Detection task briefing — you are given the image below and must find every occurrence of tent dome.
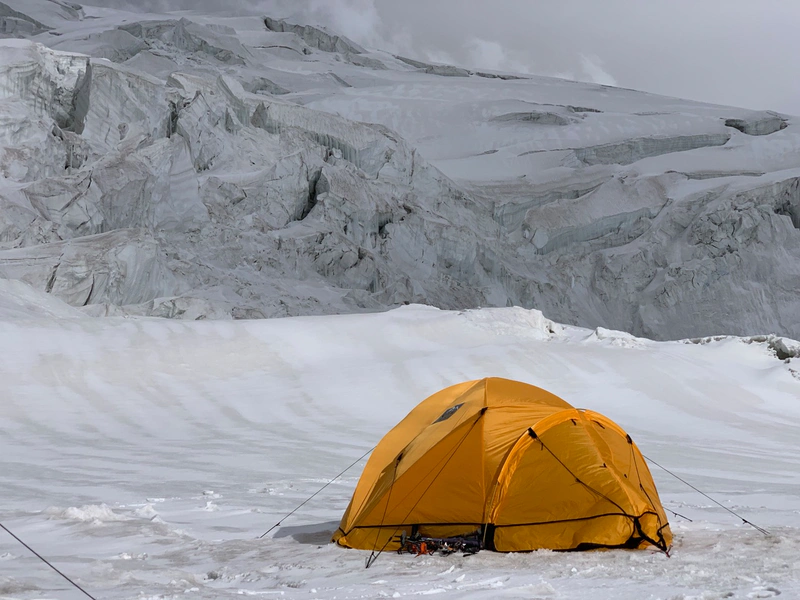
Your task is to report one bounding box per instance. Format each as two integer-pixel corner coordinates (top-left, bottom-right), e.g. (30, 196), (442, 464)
(333, 377), (671, 553)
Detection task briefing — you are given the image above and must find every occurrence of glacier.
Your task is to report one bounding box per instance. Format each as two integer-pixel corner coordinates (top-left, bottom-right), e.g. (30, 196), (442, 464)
(0, 0), (798, 340)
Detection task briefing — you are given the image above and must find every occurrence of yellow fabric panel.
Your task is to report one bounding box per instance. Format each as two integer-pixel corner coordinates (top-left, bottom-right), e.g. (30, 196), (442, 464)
(394, 398), (485, 481)
(344, 413), (486, 536)
(335, 523), (397, 552)
(335, 379), (483, 540)
(480, 378), (573, 500)
(625, 441), (672, 547)
(538, 410), (649, 517)
(567, 410), (671, 547)
(489, 409), (670, 550)
(489, 430), (618, 527)
(481, 404), (572, 502)
(334, 378), (671, 553)
(639, 512), (672, 548)
(484, 378), (573, 409)
(493, 515), (636, 551)
(337, 377), (564, 541)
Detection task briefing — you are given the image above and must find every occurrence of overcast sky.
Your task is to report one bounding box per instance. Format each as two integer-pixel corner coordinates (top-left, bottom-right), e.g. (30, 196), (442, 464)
(88, 0), (800, 115)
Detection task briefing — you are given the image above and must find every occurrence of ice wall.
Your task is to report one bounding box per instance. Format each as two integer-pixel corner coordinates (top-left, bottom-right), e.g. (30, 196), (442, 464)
(0, 6), (799, 340)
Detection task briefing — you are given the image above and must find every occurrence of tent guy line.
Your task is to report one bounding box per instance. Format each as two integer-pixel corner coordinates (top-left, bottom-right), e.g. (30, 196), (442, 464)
(258, 445), (376, 539)
(335, 379), (673, 554)
(0, 521), (99, 600)
(664, 508), (693, 522)
(366, 408), (487, 569)
(364, 454), (399, 569)
(642, 455), (770, 536)
(256, 380), (769, 558)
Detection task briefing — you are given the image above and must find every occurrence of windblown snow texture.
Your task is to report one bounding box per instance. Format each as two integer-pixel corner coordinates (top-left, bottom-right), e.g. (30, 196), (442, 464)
(0, 1), (799, 339)
(0, 281), (798, 599)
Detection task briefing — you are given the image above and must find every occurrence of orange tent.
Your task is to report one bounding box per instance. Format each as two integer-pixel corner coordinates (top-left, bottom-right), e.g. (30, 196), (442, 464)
(333, 377), (671, 553)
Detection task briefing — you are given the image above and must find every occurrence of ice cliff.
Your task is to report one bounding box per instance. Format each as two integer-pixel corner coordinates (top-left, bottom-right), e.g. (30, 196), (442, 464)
(0, 2), (798, 339)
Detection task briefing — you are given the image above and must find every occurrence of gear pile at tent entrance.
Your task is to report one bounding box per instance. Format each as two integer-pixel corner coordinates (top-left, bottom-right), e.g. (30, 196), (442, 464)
(333, 378), (672, 556)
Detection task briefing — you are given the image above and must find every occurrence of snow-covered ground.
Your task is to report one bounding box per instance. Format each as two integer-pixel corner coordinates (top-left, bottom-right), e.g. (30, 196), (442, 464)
(1, 281), (798, 600)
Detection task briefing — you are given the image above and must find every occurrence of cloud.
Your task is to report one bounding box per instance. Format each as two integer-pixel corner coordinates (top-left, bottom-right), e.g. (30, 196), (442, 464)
(294, 0), (412, 57)
(80, 0), (800, 114)
(423, 48), (459, 67)
(464, 38), (533, 74)
(579, 54), (617, 87)
(305, 0), (382, 45)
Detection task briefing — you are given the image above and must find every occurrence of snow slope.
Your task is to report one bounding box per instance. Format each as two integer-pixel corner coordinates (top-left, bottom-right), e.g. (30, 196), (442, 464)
(0, 2), (798, 339)
(1, 282), (799, 599)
